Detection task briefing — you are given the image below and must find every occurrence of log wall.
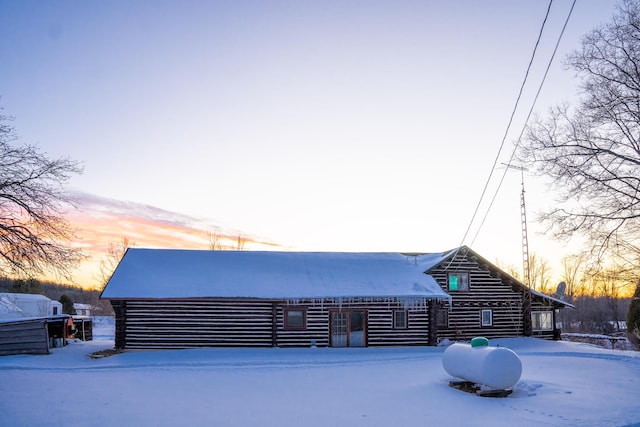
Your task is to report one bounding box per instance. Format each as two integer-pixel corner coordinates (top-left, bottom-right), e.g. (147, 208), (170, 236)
(118, 299), (274, 349)
(429, 252), (526, 341)
(275, 299), (433, 347)
(111, 298), (435, 349)
(0, 319), (49, 356)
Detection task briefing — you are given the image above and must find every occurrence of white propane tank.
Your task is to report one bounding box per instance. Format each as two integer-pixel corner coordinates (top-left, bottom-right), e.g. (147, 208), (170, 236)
(442, 338), (522, 390)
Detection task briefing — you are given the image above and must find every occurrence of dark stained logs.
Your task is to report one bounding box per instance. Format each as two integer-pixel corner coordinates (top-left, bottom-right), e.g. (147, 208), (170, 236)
(430, 251), (527, 342)
(122, 300), (274, 349)
(113, 297), (436, 349)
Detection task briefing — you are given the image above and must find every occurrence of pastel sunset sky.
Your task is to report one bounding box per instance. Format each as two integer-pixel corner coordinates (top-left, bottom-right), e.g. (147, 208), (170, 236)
(0, 1), (618, 288)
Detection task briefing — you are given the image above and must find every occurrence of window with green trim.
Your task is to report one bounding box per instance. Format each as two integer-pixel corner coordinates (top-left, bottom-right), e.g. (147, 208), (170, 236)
(448, 272), (469, 291)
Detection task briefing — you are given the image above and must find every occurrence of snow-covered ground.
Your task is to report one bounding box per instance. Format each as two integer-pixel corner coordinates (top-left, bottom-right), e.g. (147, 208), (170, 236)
(1, 319), (639, 427)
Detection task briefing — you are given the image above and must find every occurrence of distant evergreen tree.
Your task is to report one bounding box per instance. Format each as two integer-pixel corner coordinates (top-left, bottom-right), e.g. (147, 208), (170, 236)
(11, 278), (43, 294)
(11, 279), (27, 293)
(59, 294), (76, 315)
(628, 279), (640, 350)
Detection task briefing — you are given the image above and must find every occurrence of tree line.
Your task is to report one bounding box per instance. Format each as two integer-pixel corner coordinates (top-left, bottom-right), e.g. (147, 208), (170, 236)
(499, 253), (632, 336)
(0, 276), (114, 316)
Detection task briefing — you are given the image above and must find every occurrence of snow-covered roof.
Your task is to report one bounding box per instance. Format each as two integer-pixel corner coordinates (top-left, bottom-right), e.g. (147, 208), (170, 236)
(531, 289), (574, 308)
(0, 295), (24, 318)
(101, 249), (452, 300)
(0, 293), (62, 319)
(0, 293), (53, 303)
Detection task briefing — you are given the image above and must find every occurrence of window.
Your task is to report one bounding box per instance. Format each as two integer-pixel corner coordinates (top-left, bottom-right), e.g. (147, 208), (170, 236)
(393, 310), (408, 329)
(52, 307), (58, 315)
(481, 309), (493, 327)
(448, 272), (469, 291)
(436, 309), (448, 327)
(284, 308), (306, 330)
(531, 311), (553, 331)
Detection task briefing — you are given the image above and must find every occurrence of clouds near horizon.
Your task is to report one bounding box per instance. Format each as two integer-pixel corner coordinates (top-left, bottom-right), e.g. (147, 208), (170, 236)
(63, 192), (280, 287)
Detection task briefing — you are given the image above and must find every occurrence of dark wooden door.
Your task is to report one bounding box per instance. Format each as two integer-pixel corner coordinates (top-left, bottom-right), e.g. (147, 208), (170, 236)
(330, 310), (366, 347)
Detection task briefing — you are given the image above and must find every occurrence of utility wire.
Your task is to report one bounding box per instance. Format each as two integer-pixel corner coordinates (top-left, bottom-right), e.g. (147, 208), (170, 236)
(469, 0), (577, 247)
(446, 0), (554, 268)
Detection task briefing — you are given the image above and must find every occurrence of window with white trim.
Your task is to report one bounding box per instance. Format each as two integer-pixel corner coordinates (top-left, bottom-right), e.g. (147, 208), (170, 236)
(531, 311), (553, 331)
(393, 310), (408, 329)
(481, 309), (493, 327)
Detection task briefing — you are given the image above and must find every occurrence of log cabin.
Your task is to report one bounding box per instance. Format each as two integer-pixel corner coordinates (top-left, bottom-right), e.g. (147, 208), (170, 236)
(101, 246), (570, 350)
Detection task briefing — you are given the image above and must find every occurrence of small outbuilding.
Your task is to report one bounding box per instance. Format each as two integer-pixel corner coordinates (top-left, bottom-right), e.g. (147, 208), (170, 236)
(0, 293), (79, 355)
(0, 318), (50, 356)
(0, 314), (75, 356)
(72, 317), (93, 341)
(73, 303), (93, 317)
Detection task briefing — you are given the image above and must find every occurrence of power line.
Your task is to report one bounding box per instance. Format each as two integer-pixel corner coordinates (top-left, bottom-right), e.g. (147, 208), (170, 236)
(447, 0), (554, 267)
(469, 0), (577, 249)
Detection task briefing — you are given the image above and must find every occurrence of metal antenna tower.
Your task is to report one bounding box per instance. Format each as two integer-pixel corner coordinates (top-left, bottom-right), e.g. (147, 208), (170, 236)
(503, 164), (531, 289)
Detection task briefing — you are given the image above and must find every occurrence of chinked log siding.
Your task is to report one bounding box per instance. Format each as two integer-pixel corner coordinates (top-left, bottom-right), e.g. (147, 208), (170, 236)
(118, 300), (274, 349)
(430, 251), (526, 341)
(276, 299), (433, 347)
(112, 298), (435, 349)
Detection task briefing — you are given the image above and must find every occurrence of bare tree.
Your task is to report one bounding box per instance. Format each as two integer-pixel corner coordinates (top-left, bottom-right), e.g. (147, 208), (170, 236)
(560, 253), (588, 302)
(498, 261), (522, 281)
(591, 267), (625, 332)
(528, 254), (553, 294)
(0, 111), (83, 279)
(208, 230), (224, 250)
(96, 237), (134, 288)
(519, 1), (640, 269)
(495, 255), (553, 294)
(235, 233), (247, 250)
